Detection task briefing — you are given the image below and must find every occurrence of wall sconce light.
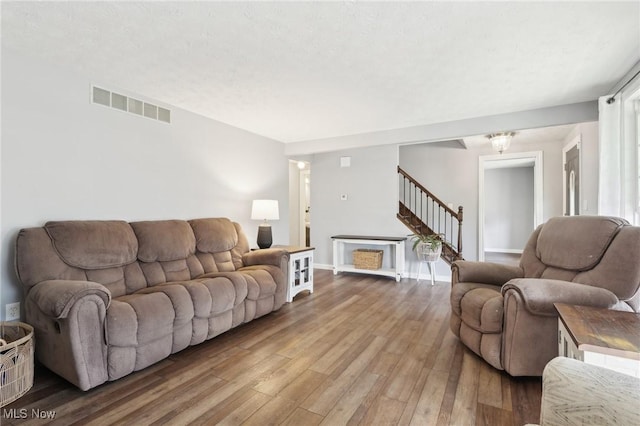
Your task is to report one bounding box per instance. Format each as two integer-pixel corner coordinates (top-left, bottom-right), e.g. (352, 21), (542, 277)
(251, 199), (279, 249)
(487, 132), (516, 154)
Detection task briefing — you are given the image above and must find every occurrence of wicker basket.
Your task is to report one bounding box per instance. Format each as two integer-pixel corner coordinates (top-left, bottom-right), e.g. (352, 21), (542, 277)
(353, 249), (383, 270)
(0, 322), (34, 407)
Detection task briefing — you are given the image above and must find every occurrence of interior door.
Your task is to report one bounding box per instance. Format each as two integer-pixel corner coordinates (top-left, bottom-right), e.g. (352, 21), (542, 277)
(565, 145), (580, 216)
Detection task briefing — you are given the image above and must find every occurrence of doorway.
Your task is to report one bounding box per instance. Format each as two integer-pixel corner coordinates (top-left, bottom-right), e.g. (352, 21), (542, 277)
(288, 160), (311, 247)
(563, 136), (581, 216)
(478, 151), (543, 262)
(300, 169), (310, 246)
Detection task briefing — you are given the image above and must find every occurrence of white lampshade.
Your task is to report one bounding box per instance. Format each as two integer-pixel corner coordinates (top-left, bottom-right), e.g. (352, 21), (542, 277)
(487, 132), (515, 154)
(251, 200), (279, 221)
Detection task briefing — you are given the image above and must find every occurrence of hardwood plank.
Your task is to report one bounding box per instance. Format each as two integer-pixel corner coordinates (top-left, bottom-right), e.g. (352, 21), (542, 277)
(382, 342), (430, 402)
(476, 402), (515, 426)
(280, 407), (324, 426)
(409, 368), (449, 425)
(242, 395), (298, 426)
(301, 335), (387, 415)
(477, 361), (504, 409)
(449, 350), (482, 425)
(510, 376), (542, 426)
(277, 369), (328, 402)
(320, 372), (380, 425)
(357, 394), (406, 425)
(2, 270), (542, 425)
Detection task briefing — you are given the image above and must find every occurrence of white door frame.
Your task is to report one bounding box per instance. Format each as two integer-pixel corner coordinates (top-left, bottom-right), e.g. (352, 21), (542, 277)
(562, 135), (582, 216)
(298, 169), (310, 246)
(478, 151), (543, 261)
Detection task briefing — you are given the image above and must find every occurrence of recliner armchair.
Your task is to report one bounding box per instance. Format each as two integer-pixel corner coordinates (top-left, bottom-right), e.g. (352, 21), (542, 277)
(450, 216), (640, 376)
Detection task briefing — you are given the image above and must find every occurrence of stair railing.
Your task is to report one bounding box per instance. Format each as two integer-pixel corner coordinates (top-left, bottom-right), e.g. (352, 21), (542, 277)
(397, 166), (464, 263)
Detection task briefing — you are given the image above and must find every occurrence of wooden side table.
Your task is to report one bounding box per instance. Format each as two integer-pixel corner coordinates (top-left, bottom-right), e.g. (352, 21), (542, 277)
(555, 303), (640, 377)
(273, 245), (314, 302)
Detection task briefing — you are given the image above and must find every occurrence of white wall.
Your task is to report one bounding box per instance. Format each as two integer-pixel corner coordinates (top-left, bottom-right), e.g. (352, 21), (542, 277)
(311, 144), (410, 267)
(1, 49), (289, 319)
(484, 167), (534, 251)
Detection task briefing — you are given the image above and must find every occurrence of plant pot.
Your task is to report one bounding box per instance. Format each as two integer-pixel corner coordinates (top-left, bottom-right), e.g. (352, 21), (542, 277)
(416, 242), (442, 262)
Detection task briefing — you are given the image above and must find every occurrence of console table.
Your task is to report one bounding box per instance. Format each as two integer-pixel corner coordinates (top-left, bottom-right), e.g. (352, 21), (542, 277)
(331, 235), (406, 282)
(555, 303), (640, 377)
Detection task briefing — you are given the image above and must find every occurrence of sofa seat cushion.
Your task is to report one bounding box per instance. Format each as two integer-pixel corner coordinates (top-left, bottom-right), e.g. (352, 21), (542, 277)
(450, 282), (502, 317)
(107, 293), (175, 347)
(189, 273), (248, 313)
(459, 287), (504, 334)
(107, 293), (175, 376)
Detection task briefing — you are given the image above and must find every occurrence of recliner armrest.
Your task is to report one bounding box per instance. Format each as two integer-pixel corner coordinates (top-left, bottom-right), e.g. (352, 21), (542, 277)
(28, 280), (111, 319)
(502, 278), (619, 316)
(452, 260), (523, 286)
(242, 248), (288, 268)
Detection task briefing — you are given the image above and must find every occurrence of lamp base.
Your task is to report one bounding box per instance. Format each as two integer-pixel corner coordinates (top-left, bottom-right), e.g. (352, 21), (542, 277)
(256, 224), (273, 249)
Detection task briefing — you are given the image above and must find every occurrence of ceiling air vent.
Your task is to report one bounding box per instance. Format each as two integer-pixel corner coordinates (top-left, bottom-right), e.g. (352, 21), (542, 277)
(91, 85), (171, 124)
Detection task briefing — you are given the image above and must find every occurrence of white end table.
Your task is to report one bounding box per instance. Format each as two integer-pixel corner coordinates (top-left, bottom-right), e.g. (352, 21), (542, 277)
(273, 245), (315, 302)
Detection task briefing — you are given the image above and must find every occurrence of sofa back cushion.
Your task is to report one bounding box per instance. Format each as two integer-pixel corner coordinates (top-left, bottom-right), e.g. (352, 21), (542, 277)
(130, 220), (200, 285)
(131, 220), (196, 262)
(189, 218), (248, 272)
(45, 220), (138, 269)
(16, 217), (251, 296)
(16, 221), (145, 297)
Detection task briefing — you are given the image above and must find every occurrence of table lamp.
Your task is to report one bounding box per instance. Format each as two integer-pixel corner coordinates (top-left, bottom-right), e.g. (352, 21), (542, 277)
(251, 200), (279, 249)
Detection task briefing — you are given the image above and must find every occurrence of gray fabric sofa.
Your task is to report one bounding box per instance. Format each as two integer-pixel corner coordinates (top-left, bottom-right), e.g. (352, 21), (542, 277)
(15, 217), (288, 390)
(450, 215), (640, 377)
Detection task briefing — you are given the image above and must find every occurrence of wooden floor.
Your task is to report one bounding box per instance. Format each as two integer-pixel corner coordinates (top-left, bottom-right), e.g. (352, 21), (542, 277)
(2, 270), (541, 425)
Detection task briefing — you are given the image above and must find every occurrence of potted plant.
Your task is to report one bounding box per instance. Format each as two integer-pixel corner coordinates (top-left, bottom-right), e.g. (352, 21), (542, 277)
(410, 233), (444, 262)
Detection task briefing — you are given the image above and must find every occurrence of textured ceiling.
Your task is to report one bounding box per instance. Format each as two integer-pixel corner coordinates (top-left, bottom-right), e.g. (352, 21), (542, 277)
(2, 2), (639, 144)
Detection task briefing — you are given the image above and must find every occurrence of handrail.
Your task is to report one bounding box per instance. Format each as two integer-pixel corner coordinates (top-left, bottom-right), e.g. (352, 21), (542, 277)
(397, 166), (464, 262)
(397, 166), (461, 218)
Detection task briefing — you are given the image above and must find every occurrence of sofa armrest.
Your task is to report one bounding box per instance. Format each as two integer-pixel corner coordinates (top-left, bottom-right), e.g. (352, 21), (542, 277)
(539, 357), (640, 426)
(451, 260), (523, 286)
(502, 278), (619, 316)
(28, 280), (111, 319)
(242, 248), (288, 268)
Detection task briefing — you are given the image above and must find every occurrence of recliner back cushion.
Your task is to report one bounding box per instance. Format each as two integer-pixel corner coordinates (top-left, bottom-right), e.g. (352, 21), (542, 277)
(574, 226), (640, 300)
(45, 221), (138, 269)
(130, 220), (197, 285)
(131, 220), (196, 262)
(535, 216), (627, 271)
(189, 218), (242, 272)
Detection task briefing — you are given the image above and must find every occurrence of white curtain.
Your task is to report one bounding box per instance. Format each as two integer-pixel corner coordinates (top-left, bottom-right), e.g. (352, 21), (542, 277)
(598, 94), (624, 217)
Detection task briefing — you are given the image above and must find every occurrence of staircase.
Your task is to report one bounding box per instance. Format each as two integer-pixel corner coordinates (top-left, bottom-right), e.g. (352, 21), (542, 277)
(397, 166), (463, 264)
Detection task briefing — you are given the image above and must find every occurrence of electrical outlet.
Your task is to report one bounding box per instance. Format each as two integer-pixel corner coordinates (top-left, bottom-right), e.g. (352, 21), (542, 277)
(6, 302), (20, 321)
